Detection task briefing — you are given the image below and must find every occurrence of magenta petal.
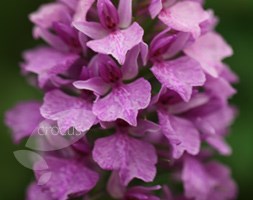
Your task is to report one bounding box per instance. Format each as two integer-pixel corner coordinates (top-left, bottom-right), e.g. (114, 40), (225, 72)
(140, 42), (149, 65)
(73, 0), (96, 22)
(158, 112), (200, 159)
(220, 64), (239, 83)
(22, 47), (78, 87)
(158, 1), (209, 39)
(97, 0), (119, 30)
(107, 172), (126, 199)
(33, 27), (69, 52)
(78, 32), (89, 55)
(151, 56), (206, 102)
(40, 90), (96, 133)
(182, 157), (216, 200)
(184, 32), (233, 77)
(183, 157), (237, 200)
(149, 0), (163, 19)
(118, 0), (132, 28)
(73, 21), (109, 39)
(87, 22), (144, 64)
(186, 100), (236, 136)
(92, 133), (157, 185)
(93, 78), (151, 126)
(129, 119), (161, 137)
(205, 135), (232, 155)
(168, 93), (209, 115)
(59, 0), (78, 10)
(34, 156), (99, 200)
(205, 76), (236, 102)
(29, 3), (71, 29)
(5, 101), (43, 143)
(126, 186), (161, 200)
(27, 183), (53, 200)
(122, 45), (140, 80)
(205, 162), (238, 200)
(73, 77), (110, 96)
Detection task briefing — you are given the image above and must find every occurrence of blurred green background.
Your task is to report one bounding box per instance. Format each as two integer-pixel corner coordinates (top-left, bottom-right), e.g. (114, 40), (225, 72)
(0, 0), (252, 199)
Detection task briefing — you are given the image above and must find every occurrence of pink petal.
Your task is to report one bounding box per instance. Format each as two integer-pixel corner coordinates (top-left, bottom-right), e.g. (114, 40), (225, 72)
(182, 156), (216, 200)
(184, 32), (233, 77)
(158, 112), (200, 159)
(151, 56), (206, 102)
(5, 101), (43, 143)
(73, 0), (96, 22)
(87, 22), (144, 64)
(73, 21), (109, 39)
(92, 133), (157, 185)
(26, 182), (53, 200)
(107, 172), (125, 199)
(220, 64), (239, 83)
(22, 47), (78, 87)
(29, 3), (71, 29)
(92, 78), (151, 126)
(40, 90), (96, 133)
(205, 135), (232, 155)
(34, 156), (99, 200)
(118, 0), (132, 28)
(59, 0), (79, 10)
(205, 162), (238, 199)
(73, 77), (110, 96)
(149, 0), (163, 19)
(158, 1), (209, 39)
(185, 100), (236, 136)
(140, 42), (149, 65)
(33, 27), (69, 52)
(122, 45), (140, 80)
(168, 93), (209, 115)
(205, 76), (236, 102)
(97, 0), (119, 30)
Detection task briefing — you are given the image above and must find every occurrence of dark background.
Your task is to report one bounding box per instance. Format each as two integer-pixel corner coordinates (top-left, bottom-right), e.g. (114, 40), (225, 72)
(0, 0), (252, 199)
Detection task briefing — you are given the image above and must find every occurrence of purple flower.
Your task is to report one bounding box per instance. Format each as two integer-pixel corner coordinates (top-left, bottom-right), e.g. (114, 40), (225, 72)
(5, 0), (238, 199)
(74, 54), (151, 126)
(73, 0), (144, 64)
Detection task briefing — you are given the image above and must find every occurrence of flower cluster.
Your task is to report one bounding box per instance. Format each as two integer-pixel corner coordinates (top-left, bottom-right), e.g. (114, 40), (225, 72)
(5, 0), (238, 199)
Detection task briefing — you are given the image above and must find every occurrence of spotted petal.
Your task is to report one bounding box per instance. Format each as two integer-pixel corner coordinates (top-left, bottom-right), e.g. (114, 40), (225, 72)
(158, 1), (209, 39)
(22, 47), (79, 88)
(93, 133), (157, 185)
(93, 78), (151, 126)
(151, 56), (206, 102)
(184, 32), (233, 77)
(87, 22), (144, 64)
(34, 156), (99, 200)
(40, 90), (96, 133)
(5, 101), (43, 143)
(158, 111), (200, 159)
